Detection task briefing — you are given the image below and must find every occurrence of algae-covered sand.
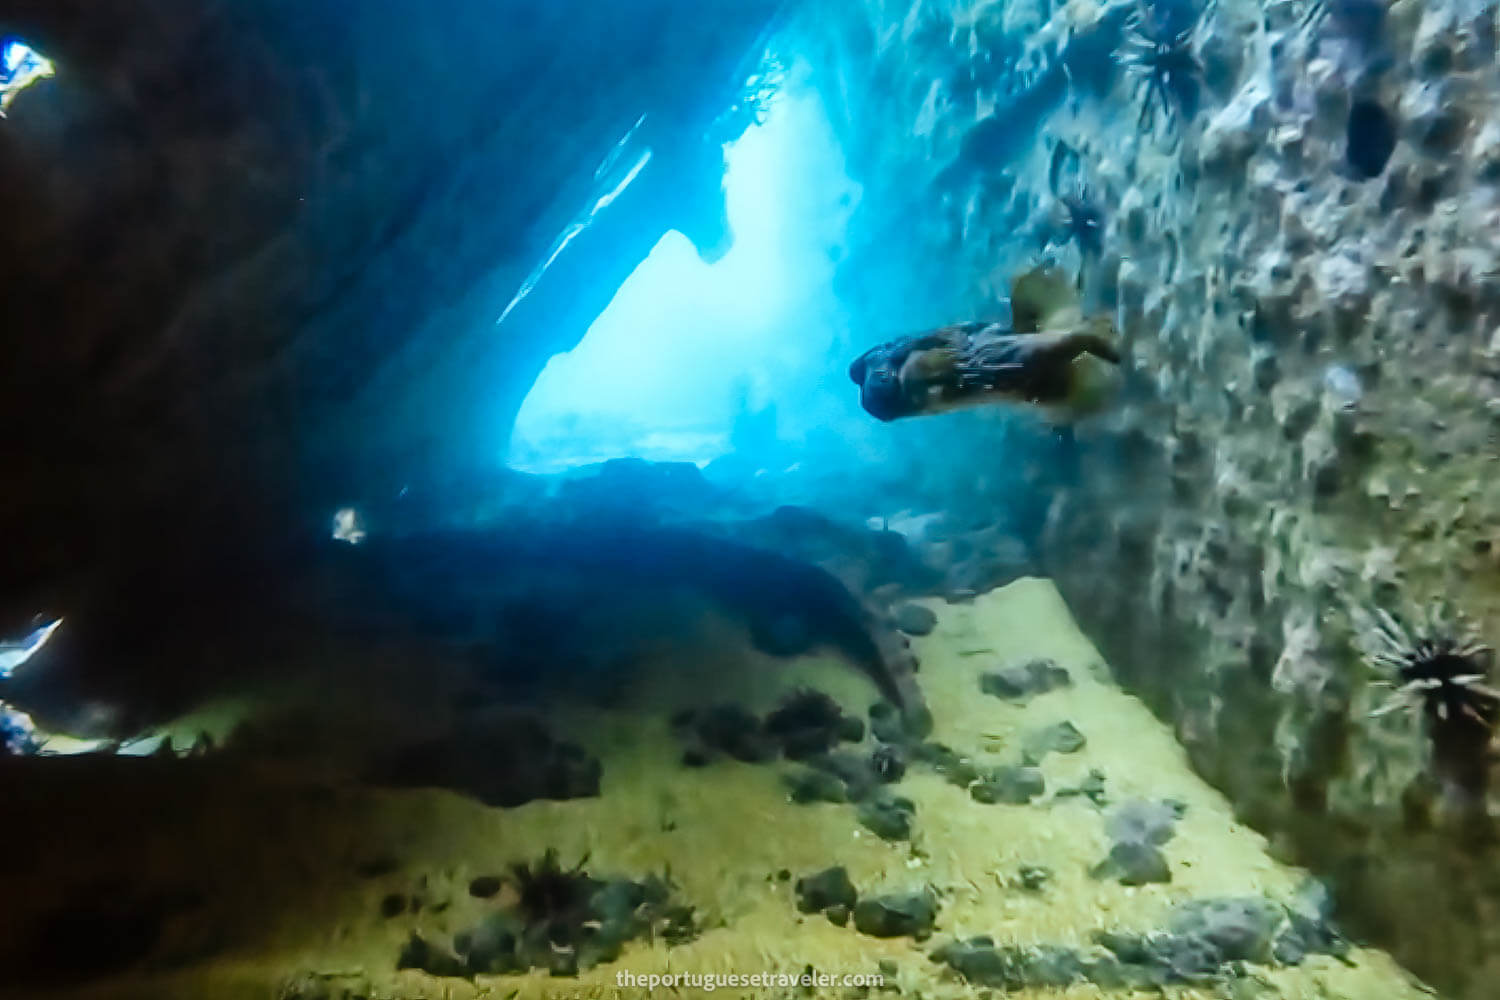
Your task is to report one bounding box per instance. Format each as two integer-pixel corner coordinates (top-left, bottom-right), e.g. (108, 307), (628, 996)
(3, 579), (1433, 1000)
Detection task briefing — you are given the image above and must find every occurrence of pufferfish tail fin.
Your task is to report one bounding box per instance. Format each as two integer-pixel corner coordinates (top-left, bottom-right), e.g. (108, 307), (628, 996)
(1010, 265), (1082, 334)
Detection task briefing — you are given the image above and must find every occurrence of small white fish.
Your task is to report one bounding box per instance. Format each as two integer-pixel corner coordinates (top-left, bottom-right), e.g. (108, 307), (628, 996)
(0, 618), (62, 679)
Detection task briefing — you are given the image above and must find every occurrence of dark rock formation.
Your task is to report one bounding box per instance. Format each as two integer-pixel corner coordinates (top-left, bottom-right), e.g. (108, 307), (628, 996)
(367, 715), (600, 809)
(852, 890), (936, 939)
(7, 496), (930, 739)
(814, 0), (1500, 991)
(0, 0), (780, 639)
(7, 883), (204, 989)
(794, 866), (858, 915)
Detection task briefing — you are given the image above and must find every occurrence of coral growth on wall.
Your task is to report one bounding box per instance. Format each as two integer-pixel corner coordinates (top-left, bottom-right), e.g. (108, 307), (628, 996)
(807, 0), (1500, 995)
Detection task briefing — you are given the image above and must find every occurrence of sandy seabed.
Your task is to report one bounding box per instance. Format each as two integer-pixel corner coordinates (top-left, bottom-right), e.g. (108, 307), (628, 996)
(3, 579), (1434, 1000)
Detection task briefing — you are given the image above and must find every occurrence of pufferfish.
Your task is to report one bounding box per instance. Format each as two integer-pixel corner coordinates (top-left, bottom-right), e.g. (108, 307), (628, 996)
(849, 266), (1122, 423)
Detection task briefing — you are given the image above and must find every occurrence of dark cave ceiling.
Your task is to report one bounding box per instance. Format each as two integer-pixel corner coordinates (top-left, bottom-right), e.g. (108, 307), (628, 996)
(0, 0), (784, 622)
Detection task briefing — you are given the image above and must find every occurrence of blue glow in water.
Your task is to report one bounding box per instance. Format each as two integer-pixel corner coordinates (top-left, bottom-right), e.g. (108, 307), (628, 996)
(511, 83), (861, 473)
(0, 618), (63, 678)
(0, 39), (54, 115)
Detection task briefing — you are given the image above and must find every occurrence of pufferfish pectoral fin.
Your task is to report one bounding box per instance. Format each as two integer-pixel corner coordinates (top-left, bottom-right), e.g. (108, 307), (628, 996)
(1010, 265), (1082, 334)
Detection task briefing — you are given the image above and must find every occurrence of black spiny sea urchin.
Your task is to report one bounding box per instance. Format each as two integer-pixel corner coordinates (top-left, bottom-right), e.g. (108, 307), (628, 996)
(1056, 181), (1107, 256)
(1362, 605), (1500, 800)
(508, 849), (598, 938)
(1117, 0), (1214, 136)
(1364, 607), (1500, 727)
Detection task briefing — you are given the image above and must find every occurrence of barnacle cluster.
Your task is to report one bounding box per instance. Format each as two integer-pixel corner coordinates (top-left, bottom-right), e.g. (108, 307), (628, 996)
(1117, 0), (1214, 136)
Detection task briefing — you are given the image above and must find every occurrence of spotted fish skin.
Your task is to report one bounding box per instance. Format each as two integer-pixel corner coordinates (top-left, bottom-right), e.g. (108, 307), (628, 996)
(850, 266), (1121, 423)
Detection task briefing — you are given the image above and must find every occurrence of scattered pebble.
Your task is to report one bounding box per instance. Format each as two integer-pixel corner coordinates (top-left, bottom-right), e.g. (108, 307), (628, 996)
(1090, 841), (1172, 886)
(795, 866), (858, 915)
(1022, 721), (1087, 763)
(853, 891), (938, 939)
(857, 793), (917, 841)
(1054, 768), (1109, 806)
(980, 659), (1073, 701)
(971, 765), (1045, 805)
(1017, 865), (1053, 891)
(893, 603), (939, 636)
(1107, 799), (1187, 846)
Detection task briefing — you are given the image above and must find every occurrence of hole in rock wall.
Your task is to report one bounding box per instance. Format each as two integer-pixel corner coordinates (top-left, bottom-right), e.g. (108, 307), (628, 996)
(0, 39), (54, 115)
(509, 76), (870, 476)
(1346, 99), (1396, 180)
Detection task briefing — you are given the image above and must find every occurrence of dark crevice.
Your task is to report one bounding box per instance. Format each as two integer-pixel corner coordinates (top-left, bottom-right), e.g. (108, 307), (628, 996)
(1346, 99), (1397, 179)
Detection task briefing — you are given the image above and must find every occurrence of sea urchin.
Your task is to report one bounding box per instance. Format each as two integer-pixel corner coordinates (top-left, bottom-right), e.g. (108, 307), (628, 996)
(1117, 1), (1213, 136)
(1056, 181), (1107, 256)
(1362, 605), (1500, 800)
(1364, 607), (1500, 727)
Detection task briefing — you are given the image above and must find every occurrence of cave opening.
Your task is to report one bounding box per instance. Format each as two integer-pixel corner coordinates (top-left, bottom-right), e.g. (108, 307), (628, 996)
(0, 38), (53, 115)
(509, 68), (867, 477)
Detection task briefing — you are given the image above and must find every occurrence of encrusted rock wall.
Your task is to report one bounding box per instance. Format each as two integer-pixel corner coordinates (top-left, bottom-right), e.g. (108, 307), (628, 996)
(808, 0), (1500, 994)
